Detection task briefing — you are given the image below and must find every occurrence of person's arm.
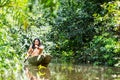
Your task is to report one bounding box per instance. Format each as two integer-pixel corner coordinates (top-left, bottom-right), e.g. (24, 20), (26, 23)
(24, 45), (33, 63)
(27, 45), (33, 56)
(35, 45), (44, 54)
(39, 45), (44, 54)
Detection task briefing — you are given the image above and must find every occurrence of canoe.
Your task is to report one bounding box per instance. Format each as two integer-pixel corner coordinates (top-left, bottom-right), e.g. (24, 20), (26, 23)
(27, 54), (52, 67)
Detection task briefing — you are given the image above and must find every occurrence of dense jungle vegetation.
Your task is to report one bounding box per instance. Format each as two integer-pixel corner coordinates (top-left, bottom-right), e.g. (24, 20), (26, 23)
(0, 0), (120, 79)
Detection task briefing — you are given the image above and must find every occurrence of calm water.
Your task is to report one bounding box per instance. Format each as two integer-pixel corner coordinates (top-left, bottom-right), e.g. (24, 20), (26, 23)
(23, 62), (120, 80)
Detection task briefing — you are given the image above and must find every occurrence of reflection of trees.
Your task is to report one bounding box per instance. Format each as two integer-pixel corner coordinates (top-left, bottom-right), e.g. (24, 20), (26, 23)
(50, 63), (120, 80)
(24, 65), (50, 80)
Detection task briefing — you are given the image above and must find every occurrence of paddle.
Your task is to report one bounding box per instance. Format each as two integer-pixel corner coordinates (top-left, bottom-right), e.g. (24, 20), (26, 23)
(24, 54), (31, 63)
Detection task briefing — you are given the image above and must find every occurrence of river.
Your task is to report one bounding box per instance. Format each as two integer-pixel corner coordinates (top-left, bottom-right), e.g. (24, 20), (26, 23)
(0, 61), (120, 80)
(22, 62), (120, 80)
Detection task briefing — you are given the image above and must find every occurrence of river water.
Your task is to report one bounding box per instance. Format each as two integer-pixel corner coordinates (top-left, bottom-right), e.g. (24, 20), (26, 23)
(22, 62), (120, 80)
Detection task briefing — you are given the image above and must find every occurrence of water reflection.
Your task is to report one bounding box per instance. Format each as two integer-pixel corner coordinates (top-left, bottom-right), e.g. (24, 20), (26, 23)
(49, 63), (120, 80)
(23, 63), (120, 80)
(24, 65), (50, 80)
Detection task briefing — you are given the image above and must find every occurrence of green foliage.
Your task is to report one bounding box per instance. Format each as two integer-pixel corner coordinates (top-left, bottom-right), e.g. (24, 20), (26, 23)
(0, 0), (54, 79)
(49, 0), (120, 66)
(87, 33), (118, 66)
(49, 0), (96, 59)
(0, 1), (120, 79)
(0, 0), (10, 7)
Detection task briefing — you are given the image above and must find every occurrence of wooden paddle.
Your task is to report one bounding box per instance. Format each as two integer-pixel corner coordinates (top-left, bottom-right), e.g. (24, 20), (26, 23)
(24, 54), (31, 63)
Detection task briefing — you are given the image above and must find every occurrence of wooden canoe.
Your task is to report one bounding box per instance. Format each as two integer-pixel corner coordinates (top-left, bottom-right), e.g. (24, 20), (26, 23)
(27, 54), (52, 67)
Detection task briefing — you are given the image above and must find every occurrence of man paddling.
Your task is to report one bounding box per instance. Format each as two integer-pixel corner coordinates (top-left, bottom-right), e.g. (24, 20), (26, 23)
(24, 38), (44, 62)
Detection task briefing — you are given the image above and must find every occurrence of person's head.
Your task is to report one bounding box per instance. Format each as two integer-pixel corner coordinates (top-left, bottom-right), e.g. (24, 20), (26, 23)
(32, 38), (41, 49)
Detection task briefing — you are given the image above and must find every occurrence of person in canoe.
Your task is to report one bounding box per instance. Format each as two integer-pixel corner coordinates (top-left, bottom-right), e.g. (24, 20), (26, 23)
(24, 38), (52, 66)
(24, 38), (44, 63)
(27, 38), (44, 57)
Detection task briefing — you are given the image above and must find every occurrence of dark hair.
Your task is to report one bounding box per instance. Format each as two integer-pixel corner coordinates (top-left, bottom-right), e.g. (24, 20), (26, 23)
(32, 38), (41, 49)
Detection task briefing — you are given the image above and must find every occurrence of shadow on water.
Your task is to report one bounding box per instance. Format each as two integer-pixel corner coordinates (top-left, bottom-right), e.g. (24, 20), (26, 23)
(23, 62), (120, 80)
